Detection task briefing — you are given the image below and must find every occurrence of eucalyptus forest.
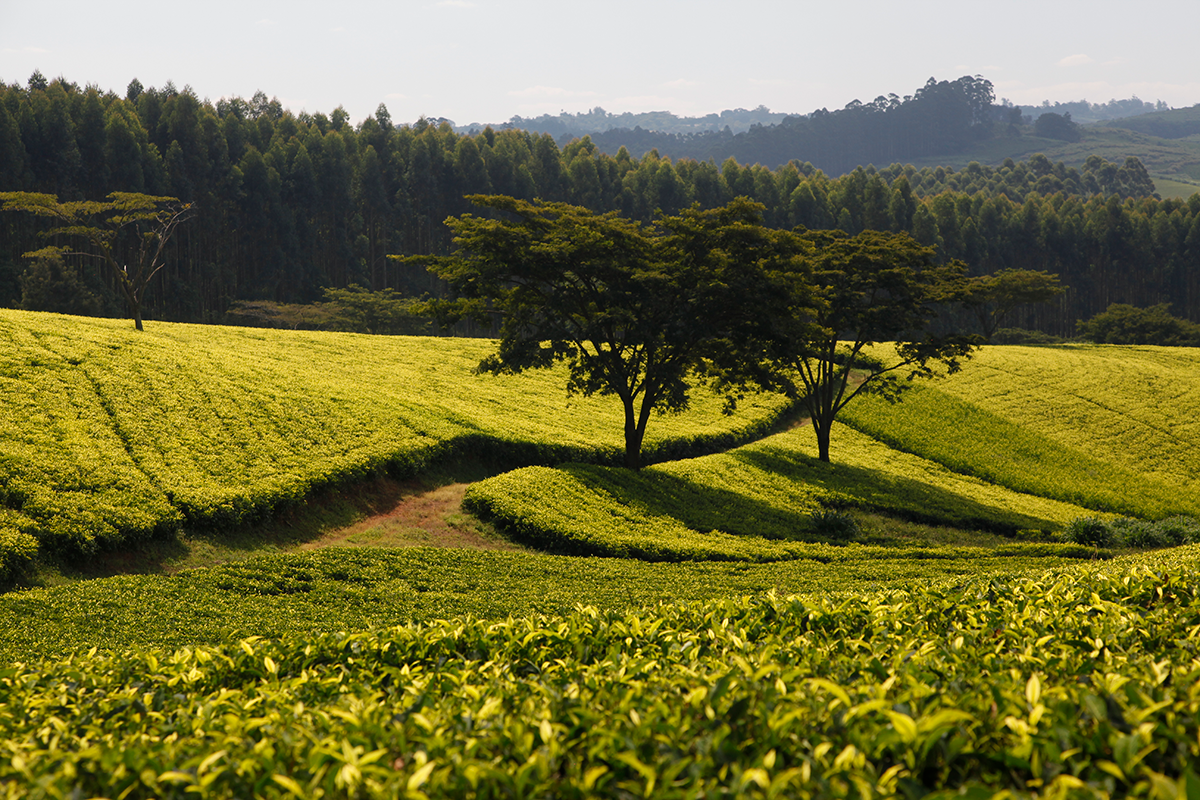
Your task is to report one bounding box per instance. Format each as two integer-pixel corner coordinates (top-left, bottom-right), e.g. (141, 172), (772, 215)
(1, 73), (1199, 336)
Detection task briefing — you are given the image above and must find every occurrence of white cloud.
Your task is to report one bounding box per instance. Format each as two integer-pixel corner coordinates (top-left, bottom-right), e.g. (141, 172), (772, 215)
(1058, 54), (1093, 67)
(386, 92), (407, 99)
(663, 78), (698, 88)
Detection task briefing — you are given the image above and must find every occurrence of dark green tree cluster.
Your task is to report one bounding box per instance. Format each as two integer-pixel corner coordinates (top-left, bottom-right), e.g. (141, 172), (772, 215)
(1, 73), (1198, 335)
(1077, 303), (1200, 346)
(869, 154), (1157, 201)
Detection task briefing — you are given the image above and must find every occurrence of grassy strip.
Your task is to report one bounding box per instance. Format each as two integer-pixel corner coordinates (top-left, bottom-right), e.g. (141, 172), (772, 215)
(840, 382), (1197, 519)
(0, 543), (1105, 663)
(0, 310), (790, 570)
(927, 344), (1200, 491)
(0, 549), (1198, 798)
(464, 424), (1099, 562)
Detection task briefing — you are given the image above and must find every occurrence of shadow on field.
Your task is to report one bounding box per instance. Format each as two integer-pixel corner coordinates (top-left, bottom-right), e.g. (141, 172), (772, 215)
(45, 455), (524, 585)
(729, 447), (1054, 535)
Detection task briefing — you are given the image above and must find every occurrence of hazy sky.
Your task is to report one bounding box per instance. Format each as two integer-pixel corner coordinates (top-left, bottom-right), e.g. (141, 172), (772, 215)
(3, 0), (1198, 126)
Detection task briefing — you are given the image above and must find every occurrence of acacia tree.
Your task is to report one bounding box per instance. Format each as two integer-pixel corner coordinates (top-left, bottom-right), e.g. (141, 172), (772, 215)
(0, 191), (192, 330)
(752, 228), (977, 462)
(963, 268), (1067, 340)
(399, 195), (810, 469)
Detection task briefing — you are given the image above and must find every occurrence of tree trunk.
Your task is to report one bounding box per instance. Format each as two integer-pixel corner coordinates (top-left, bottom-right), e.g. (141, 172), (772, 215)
(623, 398), (643, 470)
(812, 416), (832, 463)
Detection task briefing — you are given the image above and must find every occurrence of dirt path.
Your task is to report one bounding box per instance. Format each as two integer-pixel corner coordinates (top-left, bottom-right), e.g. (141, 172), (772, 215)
(299, 479), (525, 552)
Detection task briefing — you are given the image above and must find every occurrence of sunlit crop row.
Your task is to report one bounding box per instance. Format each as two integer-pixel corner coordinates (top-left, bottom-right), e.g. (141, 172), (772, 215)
(927, 344), (1200, 491)
(0, 544), (1097, 663)
(2, 549), (1200, 798)
(0, 310), (790, 572)
(465, 423), (1099, 562)
(841, 347), (1200, 520)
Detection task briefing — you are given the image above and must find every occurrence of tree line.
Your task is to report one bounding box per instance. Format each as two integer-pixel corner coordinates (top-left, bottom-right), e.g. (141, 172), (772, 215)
(1, 73), (1198, 335)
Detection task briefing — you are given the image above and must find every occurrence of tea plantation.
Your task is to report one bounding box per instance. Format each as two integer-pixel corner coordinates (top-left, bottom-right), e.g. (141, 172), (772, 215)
(0, 309), (789, 579)
(1, 312), (1199, 798)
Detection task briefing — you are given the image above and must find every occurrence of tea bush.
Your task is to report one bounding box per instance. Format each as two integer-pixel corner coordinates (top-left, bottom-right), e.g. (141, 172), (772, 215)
(1, 549), (1199, 798)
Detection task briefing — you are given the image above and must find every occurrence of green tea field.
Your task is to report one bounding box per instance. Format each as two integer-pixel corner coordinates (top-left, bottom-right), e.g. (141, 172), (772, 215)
(1, 312), (1199, 798)
(0, 309), (790, 578)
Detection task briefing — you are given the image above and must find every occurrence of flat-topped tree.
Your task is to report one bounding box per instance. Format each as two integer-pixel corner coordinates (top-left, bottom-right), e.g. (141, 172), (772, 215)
(0, 192), (192, 331)
(752, 228), (978, 462)
(963, 268), (1068, 341)
(399, 195), (811, 470)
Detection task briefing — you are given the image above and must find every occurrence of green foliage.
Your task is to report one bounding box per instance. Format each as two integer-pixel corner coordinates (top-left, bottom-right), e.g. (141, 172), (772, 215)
(321, 284), (429, 335)
(3, 74), (1199, 341)
(0, 545), (1096, 663)
(1065, 516), (1200, 549)
(0, 190), (191, 330)
(1033, 111), (1082, 142)
(465, 424), (1101, 562)
(414, 195), (810, 469)
(912, 344), (1200, 493)
(222, 299), (336, 330)
(1064, 517), (1116, 547)
(0, 517), (37, 588)
(1077, 303), (1200, 346)
(17, 251), (104, 316)
(963, 268), (1067, 340)
(749, 228), (976, 462)
(989, 327), (1067, 345)
(810, 508), (860, 541)
(2, 552), (1200, 797)
(0, 310), (789, 567)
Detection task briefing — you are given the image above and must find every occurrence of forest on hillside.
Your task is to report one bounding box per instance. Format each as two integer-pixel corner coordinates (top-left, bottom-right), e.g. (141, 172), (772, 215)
(1, 73), (1199, 336)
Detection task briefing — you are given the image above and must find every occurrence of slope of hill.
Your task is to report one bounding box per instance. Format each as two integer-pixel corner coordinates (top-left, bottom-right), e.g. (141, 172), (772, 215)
(2, 322), (1199, 796)
(0, 310), (791, 580)
(1102, 104), (1200, 139)
(897, 126), (1200, 194)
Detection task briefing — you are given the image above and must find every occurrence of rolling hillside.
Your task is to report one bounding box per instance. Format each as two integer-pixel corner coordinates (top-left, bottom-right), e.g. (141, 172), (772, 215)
(2, 315), (1199, 797)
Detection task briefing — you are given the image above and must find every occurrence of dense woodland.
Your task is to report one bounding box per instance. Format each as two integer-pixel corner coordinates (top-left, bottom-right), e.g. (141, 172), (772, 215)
(1, 73), (1199, 335)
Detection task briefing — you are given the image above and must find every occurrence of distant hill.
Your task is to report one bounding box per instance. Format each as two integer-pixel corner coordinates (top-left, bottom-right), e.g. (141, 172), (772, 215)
(467, 79), (1196, 196)
(1101, 104), (1200, 140)
(459, 106), (791, 137)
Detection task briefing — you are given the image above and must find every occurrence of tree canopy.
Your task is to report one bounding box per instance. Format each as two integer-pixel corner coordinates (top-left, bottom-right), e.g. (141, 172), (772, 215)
(0, 190), (191, 330)
(407, 196), (975, 467)
(403, 195), (811, 469)
(963, 268), (1068, 340)
(748, 229), (977, 462)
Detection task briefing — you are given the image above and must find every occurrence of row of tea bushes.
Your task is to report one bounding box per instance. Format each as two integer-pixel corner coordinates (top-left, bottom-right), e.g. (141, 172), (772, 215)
(0, 545), (1103, 663)
(841, 382), (1198, 520)
(851, 343), (1200, 517)
(2, 549), (1199, 798)
(464, 424), (1099, 561)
